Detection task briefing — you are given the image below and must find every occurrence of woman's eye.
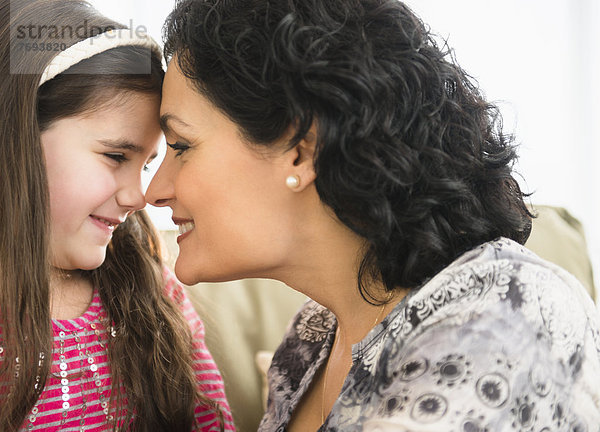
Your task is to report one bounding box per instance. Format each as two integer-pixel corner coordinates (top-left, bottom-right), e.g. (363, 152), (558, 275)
(167, 142), (190, 157)
(104, 153), (128, 163)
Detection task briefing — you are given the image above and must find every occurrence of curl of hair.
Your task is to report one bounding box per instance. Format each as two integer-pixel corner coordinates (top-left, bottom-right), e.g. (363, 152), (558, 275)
(164, 0), (532, 302)
(0, 1), (222, 430)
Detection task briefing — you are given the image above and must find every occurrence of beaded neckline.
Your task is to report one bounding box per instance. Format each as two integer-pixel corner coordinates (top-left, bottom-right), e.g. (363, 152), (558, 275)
(24, 289), (119, 430)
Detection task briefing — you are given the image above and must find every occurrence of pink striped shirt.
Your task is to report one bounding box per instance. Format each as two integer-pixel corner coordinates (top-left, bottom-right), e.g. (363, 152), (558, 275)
(12, 269), (235, 431)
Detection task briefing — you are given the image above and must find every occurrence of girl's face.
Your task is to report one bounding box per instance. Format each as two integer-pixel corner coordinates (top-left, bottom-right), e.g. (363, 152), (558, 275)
(41, 93), (162, 271)
(146, 63), (304, 286)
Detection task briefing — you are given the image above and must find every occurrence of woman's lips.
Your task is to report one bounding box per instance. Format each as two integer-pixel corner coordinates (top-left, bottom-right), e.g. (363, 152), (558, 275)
(173, 218), (195, 244)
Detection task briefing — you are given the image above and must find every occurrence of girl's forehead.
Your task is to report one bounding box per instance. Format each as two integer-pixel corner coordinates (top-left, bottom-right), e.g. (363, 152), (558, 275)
(43, 95), (161, 147)
(79, 90), (160, 118)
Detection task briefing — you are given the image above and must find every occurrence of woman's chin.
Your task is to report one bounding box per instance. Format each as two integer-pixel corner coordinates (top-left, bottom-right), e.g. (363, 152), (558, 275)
(174, 258), (202, 286)
(173, 256), (252, 286)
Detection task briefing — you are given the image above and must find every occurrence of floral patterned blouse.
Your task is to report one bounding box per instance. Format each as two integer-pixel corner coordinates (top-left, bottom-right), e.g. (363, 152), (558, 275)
(260, 238), (600, 431)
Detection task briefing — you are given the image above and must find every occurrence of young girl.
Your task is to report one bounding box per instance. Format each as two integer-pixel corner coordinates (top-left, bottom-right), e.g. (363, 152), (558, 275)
(0, 1), (234, 430)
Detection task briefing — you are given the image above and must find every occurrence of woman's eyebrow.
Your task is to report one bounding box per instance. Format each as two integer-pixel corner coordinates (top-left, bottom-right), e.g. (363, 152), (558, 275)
(159, 113), (192, 135)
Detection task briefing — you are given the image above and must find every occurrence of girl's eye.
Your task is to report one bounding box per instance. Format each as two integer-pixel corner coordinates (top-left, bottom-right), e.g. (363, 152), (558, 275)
(167, 142), (190, 157)
(104, 152), (128, 163)
(143, 164), (150, 172)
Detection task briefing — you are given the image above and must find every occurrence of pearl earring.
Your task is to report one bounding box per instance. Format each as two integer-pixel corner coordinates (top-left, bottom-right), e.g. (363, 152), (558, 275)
(285, 175), (300, 189)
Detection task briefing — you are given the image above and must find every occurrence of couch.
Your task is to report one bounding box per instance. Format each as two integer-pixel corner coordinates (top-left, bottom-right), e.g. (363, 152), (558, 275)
(160, 205), (596, 432)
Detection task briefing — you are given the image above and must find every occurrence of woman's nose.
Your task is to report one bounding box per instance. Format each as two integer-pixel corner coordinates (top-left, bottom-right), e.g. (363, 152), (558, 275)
(145, 157), (175, 207)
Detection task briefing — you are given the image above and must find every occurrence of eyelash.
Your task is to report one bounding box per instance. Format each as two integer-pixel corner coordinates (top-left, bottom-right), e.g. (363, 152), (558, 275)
(167, 142), (190, 157)
(105, 152), (128, 163)
(104, 153), (150, 172)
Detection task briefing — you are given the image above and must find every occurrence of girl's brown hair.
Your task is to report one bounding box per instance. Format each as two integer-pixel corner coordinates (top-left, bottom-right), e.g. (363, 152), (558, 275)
(0, 0), (222, 430)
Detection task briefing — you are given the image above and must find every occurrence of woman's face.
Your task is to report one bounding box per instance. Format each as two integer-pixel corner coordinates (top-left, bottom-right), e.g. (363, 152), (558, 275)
(42, 94), (161, 271)
(146, 62), (303, 285)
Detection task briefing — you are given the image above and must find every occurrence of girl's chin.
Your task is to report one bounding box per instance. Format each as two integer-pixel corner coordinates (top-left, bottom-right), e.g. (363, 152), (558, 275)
(56, 255), (107, 272)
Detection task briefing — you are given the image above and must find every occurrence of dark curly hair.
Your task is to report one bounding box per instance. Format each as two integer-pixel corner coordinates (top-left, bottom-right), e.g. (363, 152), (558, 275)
(163, 0), (532, 302)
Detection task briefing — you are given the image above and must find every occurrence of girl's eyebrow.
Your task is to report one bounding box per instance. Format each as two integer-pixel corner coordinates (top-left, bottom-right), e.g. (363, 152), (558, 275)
(99, 138), (144, 153)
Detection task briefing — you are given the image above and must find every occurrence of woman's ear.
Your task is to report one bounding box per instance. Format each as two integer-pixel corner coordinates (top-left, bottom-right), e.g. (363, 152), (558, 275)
(283, 124), (317, 192)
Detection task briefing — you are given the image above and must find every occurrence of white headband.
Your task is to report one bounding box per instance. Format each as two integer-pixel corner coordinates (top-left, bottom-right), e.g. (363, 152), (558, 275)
(39, 29), (162, 87)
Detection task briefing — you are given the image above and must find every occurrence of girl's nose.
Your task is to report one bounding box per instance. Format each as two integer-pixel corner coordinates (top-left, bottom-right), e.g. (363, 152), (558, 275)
(117, 180), (146, 212)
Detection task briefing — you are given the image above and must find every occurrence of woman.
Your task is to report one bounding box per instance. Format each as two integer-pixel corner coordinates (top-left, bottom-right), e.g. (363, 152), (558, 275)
(147, 0), (600, 430)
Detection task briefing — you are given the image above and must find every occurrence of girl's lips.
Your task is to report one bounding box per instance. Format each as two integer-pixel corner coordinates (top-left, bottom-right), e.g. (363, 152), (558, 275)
(89, 215), (120, 234)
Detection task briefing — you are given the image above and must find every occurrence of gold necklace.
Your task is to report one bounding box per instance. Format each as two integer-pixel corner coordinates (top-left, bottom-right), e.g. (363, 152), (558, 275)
(320, 302), (386, 424)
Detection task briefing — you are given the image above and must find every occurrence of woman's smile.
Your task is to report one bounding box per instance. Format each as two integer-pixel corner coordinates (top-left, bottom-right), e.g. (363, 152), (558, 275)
(173, 217), (196, 243)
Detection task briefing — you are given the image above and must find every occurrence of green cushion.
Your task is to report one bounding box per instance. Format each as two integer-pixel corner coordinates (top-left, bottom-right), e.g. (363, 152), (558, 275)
(525, 205), (595, 299)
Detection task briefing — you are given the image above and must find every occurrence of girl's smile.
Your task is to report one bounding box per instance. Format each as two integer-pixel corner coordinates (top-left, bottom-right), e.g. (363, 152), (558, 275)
(89, 214), (123, 235)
